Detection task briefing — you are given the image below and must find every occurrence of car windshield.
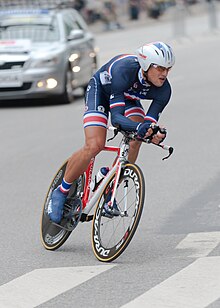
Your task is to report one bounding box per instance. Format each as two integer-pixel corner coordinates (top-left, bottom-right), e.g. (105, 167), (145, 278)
(0, 10), (60, 42)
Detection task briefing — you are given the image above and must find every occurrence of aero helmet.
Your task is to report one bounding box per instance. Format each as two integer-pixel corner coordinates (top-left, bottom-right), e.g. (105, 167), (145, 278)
(136, 41), (175, 71)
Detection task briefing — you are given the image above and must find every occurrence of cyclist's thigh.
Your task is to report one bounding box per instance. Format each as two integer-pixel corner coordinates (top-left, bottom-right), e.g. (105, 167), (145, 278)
(84, 77), (108, 150)
(84, 126), (107, 151)
(84, 77), (109, 130)
(124, 99), (145, 123)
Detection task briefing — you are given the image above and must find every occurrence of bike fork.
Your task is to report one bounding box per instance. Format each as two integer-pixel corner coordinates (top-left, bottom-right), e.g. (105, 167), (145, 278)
(109, 161), (129, 217)
(122, 179), (129, 216)
(109, 160), (121, 208)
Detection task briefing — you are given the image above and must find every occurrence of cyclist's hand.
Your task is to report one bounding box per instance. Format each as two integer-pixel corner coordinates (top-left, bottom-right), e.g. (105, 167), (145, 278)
(150, 124), (167, 144)
(137, 122), (167, 143)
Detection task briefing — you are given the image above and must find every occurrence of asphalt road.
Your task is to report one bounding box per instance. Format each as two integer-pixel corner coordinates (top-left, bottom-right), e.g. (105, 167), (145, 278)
(0, 10), (220, 308)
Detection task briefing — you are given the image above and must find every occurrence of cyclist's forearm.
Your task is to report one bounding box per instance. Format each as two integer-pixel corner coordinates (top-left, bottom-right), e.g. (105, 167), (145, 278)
(111, 113), (139, 131)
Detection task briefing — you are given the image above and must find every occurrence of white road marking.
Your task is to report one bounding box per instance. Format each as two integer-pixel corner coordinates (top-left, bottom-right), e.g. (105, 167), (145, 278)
(121, 256), (220, 308)
(175, 231), (220, 257)
(0, 265), (115, 308)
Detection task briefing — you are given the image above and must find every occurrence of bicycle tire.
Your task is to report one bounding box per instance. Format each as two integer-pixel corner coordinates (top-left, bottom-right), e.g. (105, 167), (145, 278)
(40, 161), (83, 250)
(91, 163), (145, 262)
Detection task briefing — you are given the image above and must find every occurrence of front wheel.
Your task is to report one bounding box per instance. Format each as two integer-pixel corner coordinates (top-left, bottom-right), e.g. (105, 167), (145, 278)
(91, 163), (145, 262)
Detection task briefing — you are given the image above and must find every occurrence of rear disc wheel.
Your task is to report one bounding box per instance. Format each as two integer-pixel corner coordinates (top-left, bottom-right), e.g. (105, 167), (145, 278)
(40, 161), (84, 250)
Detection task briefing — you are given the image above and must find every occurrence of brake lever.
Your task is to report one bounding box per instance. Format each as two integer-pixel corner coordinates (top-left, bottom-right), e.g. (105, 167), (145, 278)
(135, 128), (173, 160)
(107, 127), (119, 142)
(156, 144), (174, 160)
(141, 138), (174, 160)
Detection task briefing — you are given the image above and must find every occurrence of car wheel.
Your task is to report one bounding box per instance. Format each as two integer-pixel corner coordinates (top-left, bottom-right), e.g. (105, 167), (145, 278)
(60, 67), (74, 104)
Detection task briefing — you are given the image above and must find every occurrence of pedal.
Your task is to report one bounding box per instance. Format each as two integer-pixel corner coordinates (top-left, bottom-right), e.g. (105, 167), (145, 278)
(102, 212), (114, 219)
(50, 197), (83, 232)
(63, 197), (82, 219)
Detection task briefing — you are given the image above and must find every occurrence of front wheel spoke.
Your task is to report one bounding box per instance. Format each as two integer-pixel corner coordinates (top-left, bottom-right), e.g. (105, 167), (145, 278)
(102, 217), (126, 248)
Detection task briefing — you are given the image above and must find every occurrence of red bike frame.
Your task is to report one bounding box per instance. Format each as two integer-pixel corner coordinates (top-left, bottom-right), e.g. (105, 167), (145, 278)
(78, 127), (173, 216)
(81, 145), (120, 210)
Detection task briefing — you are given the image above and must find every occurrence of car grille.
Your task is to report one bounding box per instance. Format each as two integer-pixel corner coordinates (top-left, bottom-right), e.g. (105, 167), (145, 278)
(0, 83), (32, 92)
(0, 62), (25, 70)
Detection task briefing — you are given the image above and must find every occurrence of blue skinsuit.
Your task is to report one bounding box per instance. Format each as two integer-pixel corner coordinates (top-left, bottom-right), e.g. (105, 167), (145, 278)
(84, 54), (172, 131)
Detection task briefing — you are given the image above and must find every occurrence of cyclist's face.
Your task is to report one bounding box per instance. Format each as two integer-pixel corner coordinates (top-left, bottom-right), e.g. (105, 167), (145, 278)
(145, 65), (171, 87)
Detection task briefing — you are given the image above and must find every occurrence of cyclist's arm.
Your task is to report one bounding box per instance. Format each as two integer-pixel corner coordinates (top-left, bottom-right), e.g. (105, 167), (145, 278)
(110, 92), (171, 132)
(110, 95), (140, 131)
(145, 99), (168, 124)
(144, 82), (172, 124)
(109, 64), (140, 131)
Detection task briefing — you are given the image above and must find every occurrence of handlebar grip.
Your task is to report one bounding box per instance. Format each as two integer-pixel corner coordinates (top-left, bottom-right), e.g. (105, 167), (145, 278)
(159, 127), (167, 134)
(161, 144), (171, 151)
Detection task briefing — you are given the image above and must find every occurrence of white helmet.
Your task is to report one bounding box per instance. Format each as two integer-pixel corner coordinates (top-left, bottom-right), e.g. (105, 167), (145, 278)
(136, 41), (175, 71)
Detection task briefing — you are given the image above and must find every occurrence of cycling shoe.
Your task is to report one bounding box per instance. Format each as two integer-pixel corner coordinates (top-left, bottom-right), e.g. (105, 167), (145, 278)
(102, 192), (120, 218)
(48, 187), (67, 223)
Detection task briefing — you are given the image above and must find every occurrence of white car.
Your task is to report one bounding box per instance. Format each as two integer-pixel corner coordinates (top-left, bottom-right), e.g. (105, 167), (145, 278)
(0, 6), (98, 103)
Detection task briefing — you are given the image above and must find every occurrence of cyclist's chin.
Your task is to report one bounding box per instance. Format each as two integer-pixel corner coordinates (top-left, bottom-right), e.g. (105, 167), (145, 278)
(151, 78), (166, 87)
(153, 79), (166, 87)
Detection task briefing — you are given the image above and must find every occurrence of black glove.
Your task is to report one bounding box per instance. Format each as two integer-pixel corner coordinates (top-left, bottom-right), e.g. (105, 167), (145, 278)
(136, 121), (152, 138)
(148, 125), (167, 144)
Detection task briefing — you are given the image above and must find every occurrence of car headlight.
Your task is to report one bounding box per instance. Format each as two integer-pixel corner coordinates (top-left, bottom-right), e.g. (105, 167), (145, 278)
(30, 56), (60, 68)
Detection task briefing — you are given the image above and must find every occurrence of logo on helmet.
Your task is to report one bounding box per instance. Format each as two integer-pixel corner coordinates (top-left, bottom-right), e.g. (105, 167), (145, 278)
(139, 52), (147, 59)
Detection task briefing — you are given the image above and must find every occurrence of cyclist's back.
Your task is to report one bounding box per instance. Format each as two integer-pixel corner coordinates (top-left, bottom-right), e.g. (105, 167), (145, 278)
(93, 53), (171, 105)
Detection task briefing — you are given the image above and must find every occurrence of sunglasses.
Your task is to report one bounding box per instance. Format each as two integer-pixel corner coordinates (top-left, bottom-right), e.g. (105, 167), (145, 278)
(151, 64), (172, 72)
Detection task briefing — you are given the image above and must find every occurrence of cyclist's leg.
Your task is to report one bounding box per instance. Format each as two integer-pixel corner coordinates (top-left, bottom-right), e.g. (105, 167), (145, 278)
(102, 102), (145, 218)
(64, 126), (107, 183)
(125, 100), (145, 163)
(64, 77), (109, 183)
(49, 77), (109, 223)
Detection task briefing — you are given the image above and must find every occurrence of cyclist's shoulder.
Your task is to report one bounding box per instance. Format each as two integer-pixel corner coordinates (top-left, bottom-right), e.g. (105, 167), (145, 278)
(149, 79), (172, 102)
(106, 54), (139, 72)
(162, 79), (172, 96)
(111, 53), (138, 62)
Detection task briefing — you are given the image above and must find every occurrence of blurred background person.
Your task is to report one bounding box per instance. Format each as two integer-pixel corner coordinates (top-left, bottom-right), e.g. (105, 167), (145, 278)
(102, 0), (123, 30)
(73, 0), (86, 12)
(129, 0), (141, 20)
(84, 0), (102, 24)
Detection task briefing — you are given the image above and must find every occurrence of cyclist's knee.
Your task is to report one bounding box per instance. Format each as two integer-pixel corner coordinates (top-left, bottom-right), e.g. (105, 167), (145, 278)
(130, 139), (141, 152)
(83, 126), (107, 158)
(84, 140), (105, 157)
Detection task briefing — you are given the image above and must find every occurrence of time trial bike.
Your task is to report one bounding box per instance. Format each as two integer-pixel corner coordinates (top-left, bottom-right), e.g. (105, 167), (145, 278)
(40, 126), (173, 262)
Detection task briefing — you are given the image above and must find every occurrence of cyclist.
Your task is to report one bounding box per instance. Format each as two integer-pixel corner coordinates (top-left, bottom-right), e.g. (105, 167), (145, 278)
(48, 41), (175, 223)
